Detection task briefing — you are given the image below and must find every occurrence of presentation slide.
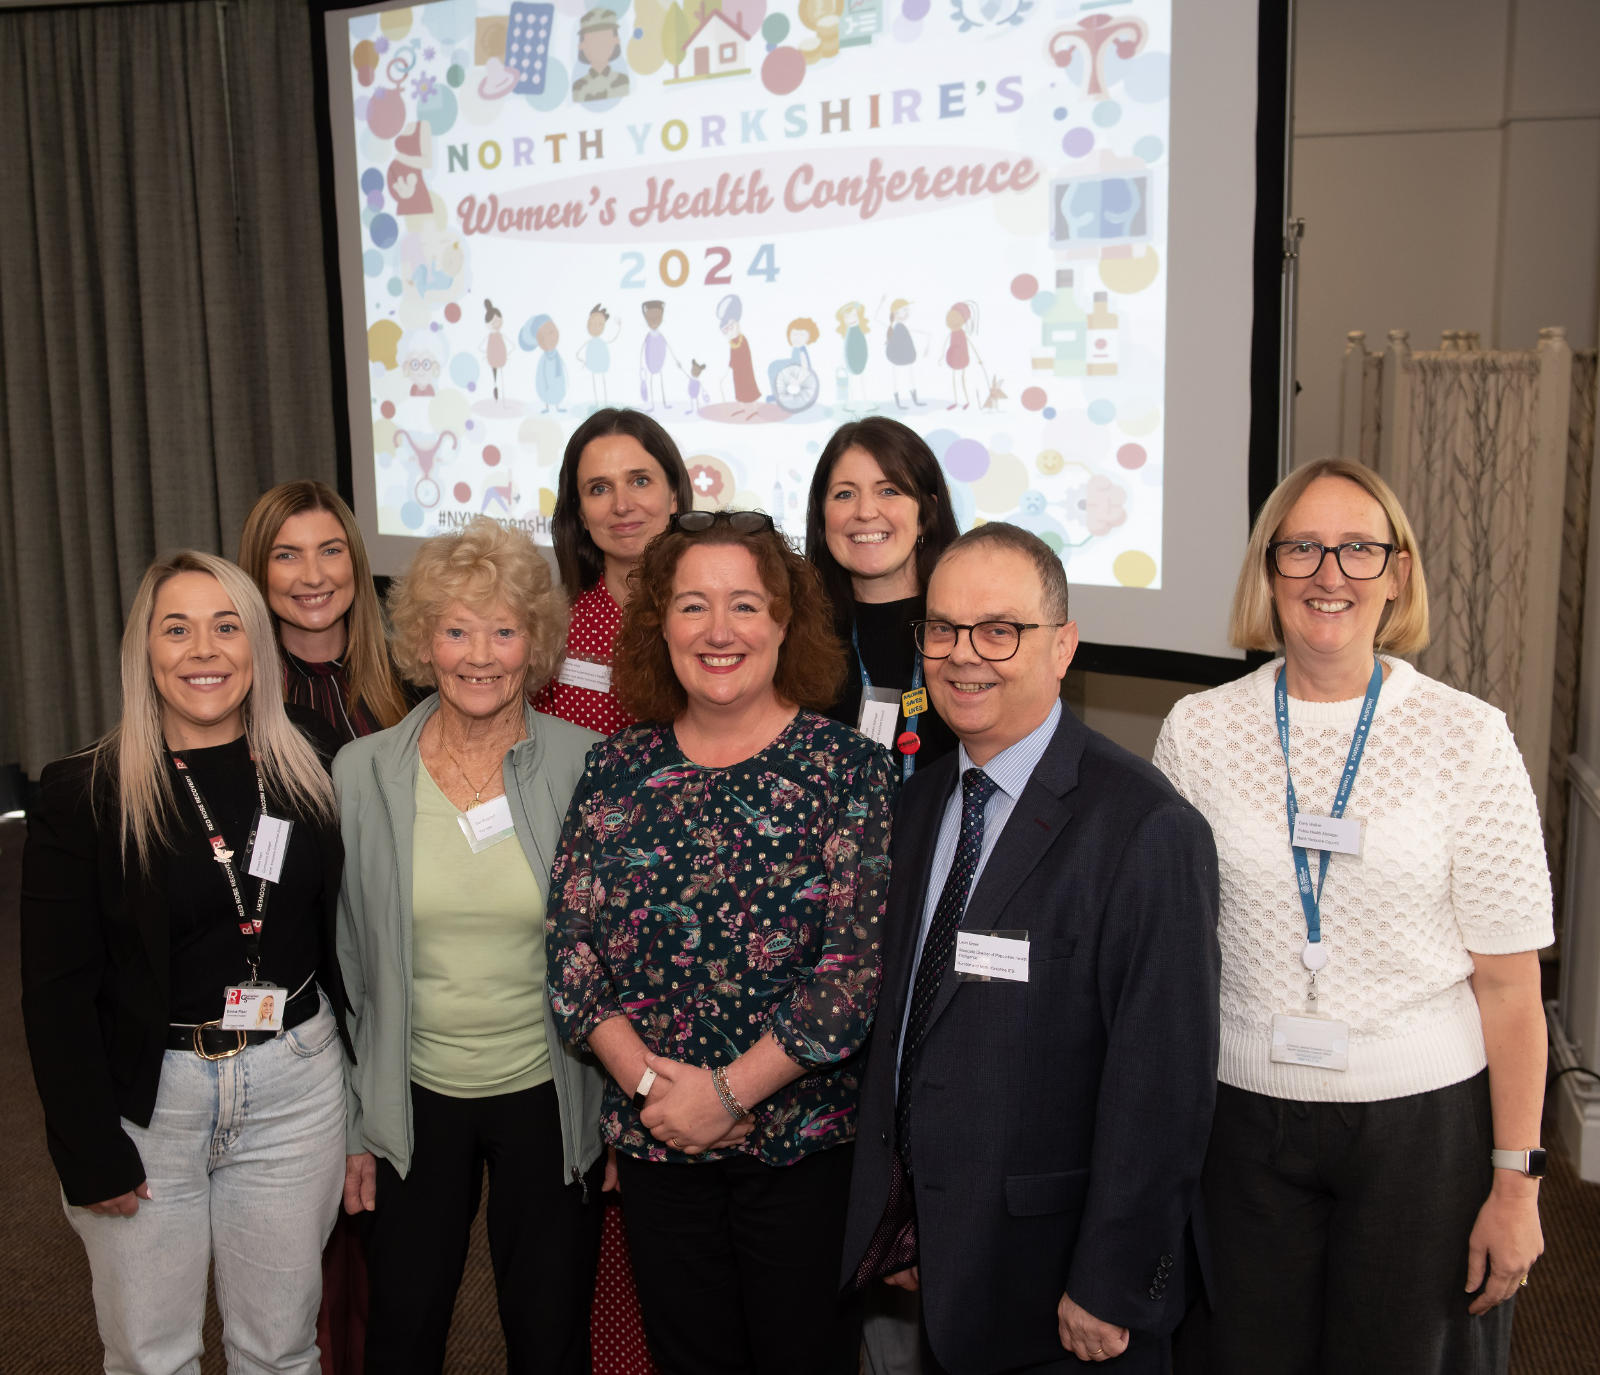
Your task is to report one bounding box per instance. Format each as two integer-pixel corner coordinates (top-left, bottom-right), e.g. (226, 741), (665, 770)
(326, 0), (1261, 662)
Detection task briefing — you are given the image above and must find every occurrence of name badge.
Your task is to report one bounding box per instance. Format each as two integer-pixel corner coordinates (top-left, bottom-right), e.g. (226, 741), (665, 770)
(1269, 1012), (1349, 1071)
(857, 686), (901, 749)
(459, 794), (516, 854)
(556, 657), (613, 694)
(1291, 813), (1363, 857)
(901, 686), (928, 718)
(247, 814), (293, 883)
(954, 930), (1030, 982)
(222, 984), (287, 1031)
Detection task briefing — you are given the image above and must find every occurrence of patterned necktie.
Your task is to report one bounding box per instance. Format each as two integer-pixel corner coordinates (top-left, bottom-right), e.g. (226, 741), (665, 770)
(895, 766), (998, 1167)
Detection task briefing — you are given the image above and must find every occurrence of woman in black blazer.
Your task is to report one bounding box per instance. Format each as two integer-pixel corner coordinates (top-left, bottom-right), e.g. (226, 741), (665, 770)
(21, 550), (349, 1375)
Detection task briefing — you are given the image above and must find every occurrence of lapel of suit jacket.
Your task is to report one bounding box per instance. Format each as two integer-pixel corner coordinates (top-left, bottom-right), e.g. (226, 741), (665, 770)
(879, 755), (958, 1038)
(921, 709), (1086, 1037)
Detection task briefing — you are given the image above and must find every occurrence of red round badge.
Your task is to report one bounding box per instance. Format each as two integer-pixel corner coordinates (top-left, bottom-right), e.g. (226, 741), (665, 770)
(896, 731), (921, 755)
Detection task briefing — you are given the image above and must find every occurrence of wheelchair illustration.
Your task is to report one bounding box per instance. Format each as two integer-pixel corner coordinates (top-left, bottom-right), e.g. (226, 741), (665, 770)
(771, 357), (820, 413)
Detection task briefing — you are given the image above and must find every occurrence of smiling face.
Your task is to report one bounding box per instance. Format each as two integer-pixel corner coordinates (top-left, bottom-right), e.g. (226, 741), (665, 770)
(424, 600), (533, 725)
(1270, 475), (1409, 681)
(923, 545), (1076, 765)
(148, 571), (254, 750)
(265, 509), (356, 659)
(577, 433), (678, 577)
(822, 445), (923, 602)
(664, 543), (786, 717)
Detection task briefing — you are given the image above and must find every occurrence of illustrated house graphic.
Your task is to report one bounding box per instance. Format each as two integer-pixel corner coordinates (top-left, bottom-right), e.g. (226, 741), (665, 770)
(683, 10), (750, 80)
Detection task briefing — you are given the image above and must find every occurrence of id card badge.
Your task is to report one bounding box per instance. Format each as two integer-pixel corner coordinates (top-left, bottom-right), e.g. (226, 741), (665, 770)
(1291, 812), (1364, 857)
(459, 795), (516, 854)
(954, 929), (1030, 982)
(856, 686), (901, 749)
(1269, 1012), (1350, 1071)
(247, 814), (294, 883)
(556, 656), (613, 695)
(222, 983), (287, 1030)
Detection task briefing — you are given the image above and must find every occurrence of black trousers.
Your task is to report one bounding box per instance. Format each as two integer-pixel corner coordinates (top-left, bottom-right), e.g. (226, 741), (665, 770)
(1199, 1073), (1514, 1375)
(363, 1080), (603, 1375)
(617, 1144), (860, 1375)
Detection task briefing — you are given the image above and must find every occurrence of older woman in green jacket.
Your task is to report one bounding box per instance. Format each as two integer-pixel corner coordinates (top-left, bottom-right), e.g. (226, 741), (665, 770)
(334, 517), (606, 1375)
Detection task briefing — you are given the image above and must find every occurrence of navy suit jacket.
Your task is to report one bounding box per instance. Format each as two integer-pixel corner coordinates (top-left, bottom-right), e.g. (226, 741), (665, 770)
(841, 707), (1220, 1374)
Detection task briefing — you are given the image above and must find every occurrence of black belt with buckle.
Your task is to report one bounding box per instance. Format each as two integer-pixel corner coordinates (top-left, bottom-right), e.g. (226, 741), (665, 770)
(167, 983), (320, 1060)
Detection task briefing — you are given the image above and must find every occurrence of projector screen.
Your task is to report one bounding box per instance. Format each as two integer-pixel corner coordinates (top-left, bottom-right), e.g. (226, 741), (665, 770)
(323, 0), (1271, 669)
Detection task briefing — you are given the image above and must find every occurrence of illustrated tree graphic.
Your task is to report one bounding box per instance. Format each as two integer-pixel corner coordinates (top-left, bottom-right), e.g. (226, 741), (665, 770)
(662, 1), (691, 76)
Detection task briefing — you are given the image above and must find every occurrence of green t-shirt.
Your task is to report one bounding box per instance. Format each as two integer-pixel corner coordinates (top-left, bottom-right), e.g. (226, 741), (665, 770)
(410, 764), (551, 1097)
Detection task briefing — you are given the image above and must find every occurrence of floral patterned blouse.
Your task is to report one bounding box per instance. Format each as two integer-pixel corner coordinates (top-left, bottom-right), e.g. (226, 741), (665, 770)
(546, 712), (895, 1166)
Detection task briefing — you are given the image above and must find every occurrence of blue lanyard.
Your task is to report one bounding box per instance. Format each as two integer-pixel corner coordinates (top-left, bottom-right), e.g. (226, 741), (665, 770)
(852, 621), (923, 783)
(1274, 658), (1382, 954)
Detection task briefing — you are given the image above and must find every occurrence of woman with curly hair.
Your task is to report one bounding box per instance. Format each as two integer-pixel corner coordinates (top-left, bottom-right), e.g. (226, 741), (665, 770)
(335, 517), (606, 1374)
(546, 511), (896, 1375)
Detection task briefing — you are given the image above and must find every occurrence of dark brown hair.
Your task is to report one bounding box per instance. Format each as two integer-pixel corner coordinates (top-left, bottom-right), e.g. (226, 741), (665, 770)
(613, 522), (846, 721)
(551, 409), (695, 597)
(804, 417), (961, 623)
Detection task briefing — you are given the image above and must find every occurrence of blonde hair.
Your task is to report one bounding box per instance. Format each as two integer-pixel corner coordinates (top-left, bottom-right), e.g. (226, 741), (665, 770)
(835, 302), (869, 337)
(237, 481), (407, 729)
(95, 551), (336, 872)
(1229, 458), (1430, 655)
(387, 517), (569, 693)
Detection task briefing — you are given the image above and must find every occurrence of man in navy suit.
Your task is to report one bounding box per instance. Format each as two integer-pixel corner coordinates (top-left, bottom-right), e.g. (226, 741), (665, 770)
(843, 523), (1220, 1373)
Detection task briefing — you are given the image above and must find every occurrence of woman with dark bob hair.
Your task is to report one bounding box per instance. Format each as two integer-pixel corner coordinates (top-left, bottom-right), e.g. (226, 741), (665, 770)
(336, 517), (606, 1374)
(546, 511), (896, 1375)
(805, 417), (960, 778)
(535, 408), (695, 736)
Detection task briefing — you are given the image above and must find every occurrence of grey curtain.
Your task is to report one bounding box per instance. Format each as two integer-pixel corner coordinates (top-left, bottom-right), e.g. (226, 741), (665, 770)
(0, 0), (338, 776)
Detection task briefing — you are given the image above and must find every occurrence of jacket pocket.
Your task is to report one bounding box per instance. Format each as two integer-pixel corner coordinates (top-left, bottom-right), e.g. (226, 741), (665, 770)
(1004, 1168), (1089, 1217)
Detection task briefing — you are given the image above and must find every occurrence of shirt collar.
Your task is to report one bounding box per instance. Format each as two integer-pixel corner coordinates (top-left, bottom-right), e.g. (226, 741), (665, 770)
(955, 699), (1061, 802)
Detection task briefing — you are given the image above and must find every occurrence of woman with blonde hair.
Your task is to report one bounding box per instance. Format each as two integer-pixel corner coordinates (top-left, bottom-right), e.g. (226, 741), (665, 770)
(336, 516), (606, 1374)
(1153, 458), (1551, 1373)
(238, 480), (408, 742)
(22, 550), (349, 1375)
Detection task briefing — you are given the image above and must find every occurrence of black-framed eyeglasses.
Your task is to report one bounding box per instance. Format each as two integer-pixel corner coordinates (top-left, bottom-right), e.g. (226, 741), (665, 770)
(912, 619), (1067, 662)
(1268, 540), (1395, 580)
(670, 510), (776, 536)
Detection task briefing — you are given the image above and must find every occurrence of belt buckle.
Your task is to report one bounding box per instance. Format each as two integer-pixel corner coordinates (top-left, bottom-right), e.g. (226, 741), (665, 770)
(192, 1019), (247, 1061)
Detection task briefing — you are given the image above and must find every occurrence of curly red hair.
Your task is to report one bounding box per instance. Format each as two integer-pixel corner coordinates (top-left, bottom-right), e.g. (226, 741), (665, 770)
(614, 524), (846, 721)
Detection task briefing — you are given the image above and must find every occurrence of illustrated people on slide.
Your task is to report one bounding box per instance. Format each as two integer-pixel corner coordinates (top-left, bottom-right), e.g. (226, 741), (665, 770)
(686, 360), (708, 412)
(483, 299), (508, 401)
(639, 299), (681, 411)
(767, 318), (819, 405)
(577, 304), (619, 407)
(402, 339), (442, 397)
(836, 301), (870, 403)
(522, 313), (568, 414)
(572, 7), (629, 103)
(944, 301), (983, 410)
(884, 298), (922, 409)
(717, 294), (762, 413)
(481, 480), (517, 514)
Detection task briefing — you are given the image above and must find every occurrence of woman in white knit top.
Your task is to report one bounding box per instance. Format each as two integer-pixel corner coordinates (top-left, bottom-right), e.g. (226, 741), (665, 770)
(1154, 459), (1551, 1374)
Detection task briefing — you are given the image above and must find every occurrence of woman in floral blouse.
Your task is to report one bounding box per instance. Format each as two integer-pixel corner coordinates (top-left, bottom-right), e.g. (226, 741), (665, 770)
(546, 510), (895, 1375)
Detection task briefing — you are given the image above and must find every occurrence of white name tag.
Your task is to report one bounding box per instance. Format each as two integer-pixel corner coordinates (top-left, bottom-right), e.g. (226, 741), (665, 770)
(458, 794), (516, 854)
(857, 687), (901, 749)
(953, 931), (1031, 982)
(1291, 812), (1364, 857)
(1270, 1012), (1350, 1071)
(557, 657), (613, 694)
(247, 814), (293, 883)
(222, 984), (287, 1030)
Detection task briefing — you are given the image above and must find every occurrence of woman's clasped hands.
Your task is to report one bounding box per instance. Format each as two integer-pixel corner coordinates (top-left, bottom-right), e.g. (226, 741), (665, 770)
(637, 1052), (754, 1155)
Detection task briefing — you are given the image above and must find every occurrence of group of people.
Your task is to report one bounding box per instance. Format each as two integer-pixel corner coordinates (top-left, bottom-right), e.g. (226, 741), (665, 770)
(20, 408), (1552, 1375)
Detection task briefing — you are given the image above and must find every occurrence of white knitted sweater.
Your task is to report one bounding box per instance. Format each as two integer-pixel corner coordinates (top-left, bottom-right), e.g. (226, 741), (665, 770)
(1153, 657), (1552, 1102)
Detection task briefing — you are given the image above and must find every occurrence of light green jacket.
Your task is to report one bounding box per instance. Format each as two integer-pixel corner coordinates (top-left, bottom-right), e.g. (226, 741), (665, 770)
(333, 696), (605, 1185)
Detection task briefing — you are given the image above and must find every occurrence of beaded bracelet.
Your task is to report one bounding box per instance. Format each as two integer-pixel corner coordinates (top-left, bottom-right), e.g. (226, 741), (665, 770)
(712, 1066), (750, 1121)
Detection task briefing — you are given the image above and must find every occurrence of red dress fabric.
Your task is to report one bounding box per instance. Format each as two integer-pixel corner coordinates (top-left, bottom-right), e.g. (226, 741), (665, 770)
(534, 580), (658, 1374)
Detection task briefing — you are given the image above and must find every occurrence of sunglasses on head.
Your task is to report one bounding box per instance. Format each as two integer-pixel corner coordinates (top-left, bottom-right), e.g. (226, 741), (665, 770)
(670, 510), (776, 536)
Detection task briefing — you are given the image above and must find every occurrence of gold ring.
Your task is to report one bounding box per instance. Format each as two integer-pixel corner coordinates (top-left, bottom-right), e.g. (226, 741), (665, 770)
(669, 1137), (681, 1149)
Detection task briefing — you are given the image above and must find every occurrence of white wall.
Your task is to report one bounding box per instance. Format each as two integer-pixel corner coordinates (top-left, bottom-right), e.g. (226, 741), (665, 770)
(1084, 0), (1600, 758)
(1291, 0), (1600, 464)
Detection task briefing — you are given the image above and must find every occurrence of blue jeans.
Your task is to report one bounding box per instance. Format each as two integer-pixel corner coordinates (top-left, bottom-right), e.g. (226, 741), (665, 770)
(66, 996), (346, 1375)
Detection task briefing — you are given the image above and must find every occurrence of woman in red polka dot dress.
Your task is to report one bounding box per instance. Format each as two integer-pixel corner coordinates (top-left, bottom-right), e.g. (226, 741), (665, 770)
(534, 408), (693, 1374)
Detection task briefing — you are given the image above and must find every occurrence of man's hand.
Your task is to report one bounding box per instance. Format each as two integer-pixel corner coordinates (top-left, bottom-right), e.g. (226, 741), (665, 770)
(1057, 1292), (1129, 1363)
(884, 1266), (920, 1292)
